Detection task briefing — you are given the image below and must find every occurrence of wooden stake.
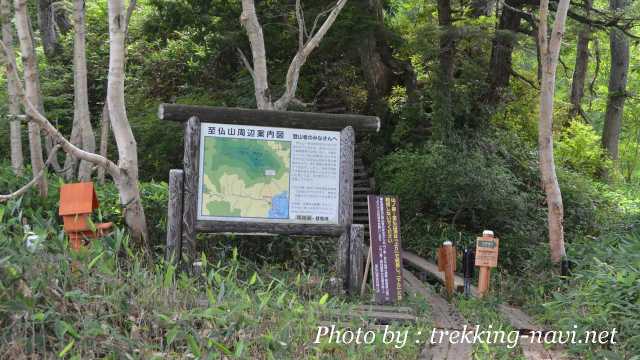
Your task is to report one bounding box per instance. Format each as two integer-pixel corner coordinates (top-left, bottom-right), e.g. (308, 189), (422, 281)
(443, 241), (455, 298)
(360, 246), (372, 297)
(478, 267), (490, 298)
(166, 169), (184, 263)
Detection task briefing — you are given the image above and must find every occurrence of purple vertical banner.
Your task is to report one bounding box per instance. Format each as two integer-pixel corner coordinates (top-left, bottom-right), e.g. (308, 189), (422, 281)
(368, 195), (403, 304)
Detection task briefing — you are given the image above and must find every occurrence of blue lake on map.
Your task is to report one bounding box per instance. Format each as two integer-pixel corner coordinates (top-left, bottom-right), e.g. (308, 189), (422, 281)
(268, 191), (289, 219)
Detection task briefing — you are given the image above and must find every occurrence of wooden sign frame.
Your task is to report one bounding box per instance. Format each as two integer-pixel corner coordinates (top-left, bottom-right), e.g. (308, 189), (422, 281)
(160, 104), (379, 292)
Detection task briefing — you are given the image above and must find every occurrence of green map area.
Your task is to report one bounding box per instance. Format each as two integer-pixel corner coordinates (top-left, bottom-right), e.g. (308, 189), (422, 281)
(201, 137), (291, 219)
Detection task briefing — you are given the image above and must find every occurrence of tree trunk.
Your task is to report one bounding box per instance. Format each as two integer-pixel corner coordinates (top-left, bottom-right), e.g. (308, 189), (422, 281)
(569, 0), (591, 118)
(538, 0), (570, 264)
(62, 111), (83, 180)
(601, 0), (629, 163)
(73, 0), (95, 181)
(97, 102), (110, 184)
(355, 0), (418, 118)
(486, 0), (522, 103)
(356, 0), (394, 115)
(97, 0), (133, 184)
(470, 0), (493, 17)
(437, 0), (455, 86)
(15, 0), (47, 197)
(1, 0), (23, 175)
(107, 0), (148, 247)
(37, 0), (59, 58)
(240, 0), (272, 109)
(433, 0), (455, 139)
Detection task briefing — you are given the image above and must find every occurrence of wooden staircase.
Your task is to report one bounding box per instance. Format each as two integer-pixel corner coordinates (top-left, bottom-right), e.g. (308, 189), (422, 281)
(353, 148), (374, 237)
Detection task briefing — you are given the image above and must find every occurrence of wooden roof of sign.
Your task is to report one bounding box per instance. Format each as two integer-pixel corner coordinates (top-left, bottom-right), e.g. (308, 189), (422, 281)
(59, 182), (99, 216)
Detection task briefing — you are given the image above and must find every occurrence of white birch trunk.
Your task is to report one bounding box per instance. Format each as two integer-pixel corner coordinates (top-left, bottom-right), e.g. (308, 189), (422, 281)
(240, 0), (272, 109)
(14, 0), (47, 197)
(107, 0), (148, 246)
(538, 0), (569, 263)
(73, 0), (95, 181)
(240, 0), (347, 110)
(1, 0), (23, 175)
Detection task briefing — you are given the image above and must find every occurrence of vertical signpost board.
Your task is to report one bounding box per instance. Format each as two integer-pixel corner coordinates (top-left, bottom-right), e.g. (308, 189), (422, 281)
(368, 195), (403, 304)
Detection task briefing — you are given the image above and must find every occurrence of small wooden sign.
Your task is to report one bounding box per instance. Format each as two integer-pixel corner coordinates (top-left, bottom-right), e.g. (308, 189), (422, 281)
(368, 195), (403, 304)
(475, 235), (499, 268)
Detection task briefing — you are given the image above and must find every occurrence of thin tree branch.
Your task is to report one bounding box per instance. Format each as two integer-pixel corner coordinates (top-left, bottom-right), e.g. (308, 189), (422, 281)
(0, 145), (60, 202)
(274, 0), (347, 110)
(511, 69), (539, 89)
(237, 47), (255, 81)
(295, 0), (304, 51)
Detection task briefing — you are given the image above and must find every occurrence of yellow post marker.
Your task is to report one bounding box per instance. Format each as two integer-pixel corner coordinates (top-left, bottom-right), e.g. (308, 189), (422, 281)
(475, 230), (499, 298)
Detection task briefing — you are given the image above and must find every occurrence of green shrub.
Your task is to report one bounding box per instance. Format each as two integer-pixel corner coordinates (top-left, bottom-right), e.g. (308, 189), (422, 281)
(374, 141), (541, 263)
(556, 120), (612, 177)
(541, 233), (640, 358)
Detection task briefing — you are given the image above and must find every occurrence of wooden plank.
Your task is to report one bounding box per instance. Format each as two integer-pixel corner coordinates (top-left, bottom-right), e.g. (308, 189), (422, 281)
(337, 126), (355, 291)
(329, 310), (417, 323)
(403, 270), (472, 360)
(349, 224), (364, 295)
(351, 305), (414, 313)
(165, 169), (184, 263)
(181, 116), (200, 265)
(158, 104), (381, 133)
(195, 221), (344, 236)
(403, 270), (467, 330)
(403, 250), (476, 295)
(337, 231), (349, 289)
(339, 126), (355, 228)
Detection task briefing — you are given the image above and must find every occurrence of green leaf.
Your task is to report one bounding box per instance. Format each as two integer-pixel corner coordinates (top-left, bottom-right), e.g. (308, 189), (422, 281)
(33, 312), (46, 322)
(186, 334), (201, 357)
(318, 293), (329, 305)
(234, 340), (245, 358)
(88, 252), (105, 270)
(163, 263), (175, 288)
(58, 339), (75, 358)
(209, 339), (232, 355)
(85, 217), (97, 233)
(249, 272), (257, 286)
(166, 327), (179, 346)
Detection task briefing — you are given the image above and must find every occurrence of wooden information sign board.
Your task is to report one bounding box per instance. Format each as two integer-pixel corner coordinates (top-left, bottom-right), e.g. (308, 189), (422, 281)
(160, 104), (379, 292)
(475, 234), (499, 268)
(368, 195), (403, 304)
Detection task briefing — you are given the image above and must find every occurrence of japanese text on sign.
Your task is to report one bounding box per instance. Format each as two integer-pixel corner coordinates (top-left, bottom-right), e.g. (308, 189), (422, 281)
(368, 195), (403, 304)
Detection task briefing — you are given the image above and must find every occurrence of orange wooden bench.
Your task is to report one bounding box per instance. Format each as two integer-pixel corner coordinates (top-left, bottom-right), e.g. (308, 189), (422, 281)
(59, 182), (113, 251)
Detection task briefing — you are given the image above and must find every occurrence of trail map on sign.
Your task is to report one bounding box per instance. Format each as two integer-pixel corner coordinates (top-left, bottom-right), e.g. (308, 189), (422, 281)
(202, 137), (291, 219)
(198, 123), (341, 224)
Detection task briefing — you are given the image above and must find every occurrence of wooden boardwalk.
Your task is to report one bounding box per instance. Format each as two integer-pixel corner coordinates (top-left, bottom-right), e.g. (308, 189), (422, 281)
(401, 251), (568, 359)
(404, 270), (473, 360)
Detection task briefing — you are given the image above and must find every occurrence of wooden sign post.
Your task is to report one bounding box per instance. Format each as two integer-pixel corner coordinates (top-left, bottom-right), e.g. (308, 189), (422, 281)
(367, 195), (403, 304)
(160, 104), (379, 292)
(475, 230), (499, 298)
(437, 241), (456, 298)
